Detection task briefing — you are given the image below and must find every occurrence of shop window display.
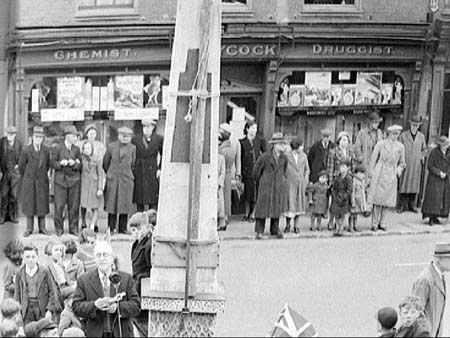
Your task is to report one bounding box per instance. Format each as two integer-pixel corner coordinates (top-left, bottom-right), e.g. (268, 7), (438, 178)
(78, 0), (133, 9)
(305, 0), (355, 4)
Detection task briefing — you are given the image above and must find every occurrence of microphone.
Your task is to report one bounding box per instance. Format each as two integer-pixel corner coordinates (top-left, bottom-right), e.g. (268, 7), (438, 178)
(109, 271), (121, 285)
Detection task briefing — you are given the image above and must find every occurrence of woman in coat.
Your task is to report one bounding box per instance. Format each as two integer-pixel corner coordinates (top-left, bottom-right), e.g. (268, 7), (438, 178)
(253, 132), (288, 239)
(83, 124), (106, 159)
(283, 138), (310, 233)
(80, 141), (105, 232)
(368, 125), (406, 231)
(421, 136), (450, 225)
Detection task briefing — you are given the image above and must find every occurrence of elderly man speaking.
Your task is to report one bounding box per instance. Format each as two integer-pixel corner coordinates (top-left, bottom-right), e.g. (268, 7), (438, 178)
(73, 241), (140, 337)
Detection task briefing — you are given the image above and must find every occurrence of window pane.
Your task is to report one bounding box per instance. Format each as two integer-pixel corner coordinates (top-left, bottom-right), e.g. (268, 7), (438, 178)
(79, 0), (95, 7)
(305, 0), (355, 4)
(97, 0), (114, 5)
(114, 0), (133, 5)
(222, 0), (247, 4)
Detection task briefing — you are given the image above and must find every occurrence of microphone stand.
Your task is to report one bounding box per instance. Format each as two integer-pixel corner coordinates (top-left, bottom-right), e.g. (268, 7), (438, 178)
(113, 282), (123, 338)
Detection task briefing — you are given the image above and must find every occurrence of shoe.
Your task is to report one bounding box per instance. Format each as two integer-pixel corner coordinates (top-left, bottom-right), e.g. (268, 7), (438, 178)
(23, 231), (32, 237)
(120, 230), (132, 235)
(353, 227), (361, 232)
(217, 226), (227, 232)
(327, 223), (332, 231)
(69, 231), (79, 236)
(371, 227), (377, 232)
(248, 217), (255, 223)
(39, 230), (50, 236)
(378, 226), (387, 232)
(276, 232), (284, 239)
(310, 227), (315, 231)
(94, 225), (99, 233)
(9, 218), (18, 224)
(293, 226), (300, 234)
(317, 227), (322, 232)
(333, 232), (343, 237)
(0, 217), (5, 225)
(284, 225), (291, 233)
(256, 233), (264, 240)
(56, 231), (63, 237)
(241, 216), (249, 222)
(432, 218), (441, 224)
(409, 208), (419, 213)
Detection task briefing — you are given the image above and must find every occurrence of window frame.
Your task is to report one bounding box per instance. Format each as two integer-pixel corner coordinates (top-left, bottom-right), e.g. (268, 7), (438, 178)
(75, 0), (139, 19)
(222, 0), (254, 18)
(301, 0), (362, 16)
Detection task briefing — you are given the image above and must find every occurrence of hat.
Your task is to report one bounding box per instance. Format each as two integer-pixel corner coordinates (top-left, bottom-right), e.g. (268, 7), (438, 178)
(219, 123), (232, 135)
(32, 126), (45, 136)
(84, 123), (98, 135)
(337, 131), (351, 143)
(268, 132), (287, 144)
(354, 164), (366, 173)
(63, 125), (78, 136)
(436, 135), (449, 146)
(434, 242), (450, 256)
(377, 307), (398, 330)
(387, 125), (402, 133)
(321, 128), (332, 137)
(118, 126), (133, 135)
(142, 118), (157, 127)
(368, 112), (383, 123)
(318, 170), (329, 179)
(24, 318), (57, 337)
(4, 126), (17, 134)
(128, 212), (149, 228)
(410, 116), (422, 125)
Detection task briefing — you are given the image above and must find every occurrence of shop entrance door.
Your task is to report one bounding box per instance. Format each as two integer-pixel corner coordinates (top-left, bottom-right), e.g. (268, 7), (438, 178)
(220, 94), (261, 138)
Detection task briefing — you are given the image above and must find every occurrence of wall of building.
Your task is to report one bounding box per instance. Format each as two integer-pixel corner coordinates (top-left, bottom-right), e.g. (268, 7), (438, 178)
(0, 0), (13, 134)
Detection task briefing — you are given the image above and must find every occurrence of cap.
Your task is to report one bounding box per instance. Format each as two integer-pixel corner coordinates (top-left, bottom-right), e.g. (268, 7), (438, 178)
(268, 132), (287, 144)
(337, 131), (351, 143)
(377, 307), (398, 330)
(368, 112), (383, 123)
(24, 318), (57, 337)
(63, 125), (78, 136)
(118, 126), (133, 135)
(320, 128), (332, 137)
(142, 118), (157, 127)
(318, 170), (329, 179)
(434, 242), (450, 256)
(32, 126), (45, 136)
(219, 123), (232, 135)
(436, 135), (449, 146)
(387, 125), (402, 133)
(4, 126), (17, 134)
(410, 116), (422, 125)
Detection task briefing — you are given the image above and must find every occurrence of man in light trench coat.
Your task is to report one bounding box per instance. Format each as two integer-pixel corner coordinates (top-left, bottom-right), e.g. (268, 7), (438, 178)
(398, 116), (427, 213)
(412, 242), (450, 337)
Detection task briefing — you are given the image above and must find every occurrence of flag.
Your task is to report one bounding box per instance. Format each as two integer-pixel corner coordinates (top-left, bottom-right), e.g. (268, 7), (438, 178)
(269, 304), (318, 337)
(103, 228), (111, 244)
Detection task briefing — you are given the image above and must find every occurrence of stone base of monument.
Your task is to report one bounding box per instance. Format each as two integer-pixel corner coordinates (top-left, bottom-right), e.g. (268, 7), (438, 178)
(142, 289), (225, 337)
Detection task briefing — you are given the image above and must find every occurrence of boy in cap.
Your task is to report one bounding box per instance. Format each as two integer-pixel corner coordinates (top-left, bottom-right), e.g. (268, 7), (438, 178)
(51, 125), (82, 236)
(329, 161), (352, 236)
(307, 128), (334, 183)
(307, 170), (329, 231)
(376, 307), (398, 337)
(0, 125), (22, 224)
(396, 296), (430, 337)
(24, 318), (58, 337)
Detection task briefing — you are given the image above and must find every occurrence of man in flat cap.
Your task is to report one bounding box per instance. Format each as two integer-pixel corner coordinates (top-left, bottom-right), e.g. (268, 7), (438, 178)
(132, 119), (163, 212)
(19, 126), (52, 236)
(307, 128), (335, 183)
(103, 126), (136, 234)
(0, 126), (22, 224)
(51, 125), (82, 236)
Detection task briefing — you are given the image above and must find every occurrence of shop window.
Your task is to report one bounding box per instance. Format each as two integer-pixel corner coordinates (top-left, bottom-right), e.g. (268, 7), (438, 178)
(222, 0), (253, 18)
(77, 0), (138, 18)
(441, 74), (450, 136)
(302, 0), (361, 14)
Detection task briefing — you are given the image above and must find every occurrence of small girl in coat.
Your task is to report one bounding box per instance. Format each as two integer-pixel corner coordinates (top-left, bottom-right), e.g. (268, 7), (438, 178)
(330, 161), (352, 236)
(349, 165), (369, 232)
(80, 141), (105, 233)
(2, 240), (23, 299)
(307, 170), (329, 231)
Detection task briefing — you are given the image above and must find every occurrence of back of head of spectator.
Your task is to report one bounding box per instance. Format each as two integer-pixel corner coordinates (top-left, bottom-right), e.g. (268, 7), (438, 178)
(376, 307), (398, 335)
(24, 318), (58, 337)
(3, 239), (24, 266)
(128, 210), (156, 241)
(79, 228), (97, 246)
(61, 327), (85, 337)
(1, 298), (22, 324)
(61, 236), (77, 257)
(0, 319), (19, 337)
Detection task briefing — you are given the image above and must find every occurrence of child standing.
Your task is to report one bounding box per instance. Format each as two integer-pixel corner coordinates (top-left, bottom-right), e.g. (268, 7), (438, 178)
(2, 240), (23, 299)
(349, 165), (368, 232)
(307, 170), (329, 231)
(330, 161), (352, 236)
(14, 244), (57, 325)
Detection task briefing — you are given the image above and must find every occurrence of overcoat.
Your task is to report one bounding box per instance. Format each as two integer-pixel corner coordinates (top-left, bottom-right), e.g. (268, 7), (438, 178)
(307, 140), (334, 183)
(103, 141), (136, 214)
(395, 321), (430, 338)
(307, 181), (329, 215)
(354, 128), (384, 177)
(52, 143), (82, 188)
(218, 153), (226, 219)
(80, 154), (105, 209)
(412, 263), (445, 337)
(18, 144), (51, 216)
(14, 264), (58, 320)
(73, 269), (141, 338)
(131, 233), (152, 296)
(240, 136), (266, 202)
(284, 150), (310, 217)
(132, 133), (163, 206)
(0, 136), (22, 172)
(368, 139), (406, 207)
(330, 174), (352, 217)
(253, 150), (288, 219)
(399, 131), (427, 194)
(219, 139), (239, 216)
(351, 175), (369, 214)
(421, 147), (450, 218)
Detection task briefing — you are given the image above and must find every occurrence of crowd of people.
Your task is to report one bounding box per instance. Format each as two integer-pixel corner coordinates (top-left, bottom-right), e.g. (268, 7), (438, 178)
(0, 118), (162, 238)
(0, 210), (156, 337)
(217, 112), (450, 238)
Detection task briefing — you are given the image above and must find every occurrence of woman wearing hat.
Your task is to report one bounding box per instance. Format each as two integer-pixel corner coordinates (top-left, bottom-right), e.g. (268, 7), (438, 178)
(421, 136), (450, 225)
(368, 125), (406, 231)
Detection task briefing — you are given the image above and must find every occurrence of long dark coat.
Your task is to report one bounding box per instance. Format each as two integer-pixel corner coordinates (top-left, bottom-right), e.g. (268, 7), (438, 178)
(132, 133), (163, 206)
(330, 174), (352, 217)
(52, 143), (82, 188)
(240, 136), (266, 203)
(18, 144), (51, 216)
(131, 233), (152, 296)
(253, 150), (288, 219)
(422, 147), (450, 218)
(103, 141), (136, 214)
(307, 181), (329, 215)
(307, 140), (335, 183)
(0, 136), (22, 172)
(73, 269), (141, 338)
(399, 131), (427, 194)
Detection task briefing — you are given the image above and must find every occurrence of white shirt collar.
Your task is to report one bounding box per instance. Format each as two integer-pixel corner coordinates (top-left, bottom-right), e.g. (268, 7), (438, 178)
(25, 264), (38, 277)
(433, 262), (444, 279)
(64, 140), (72, 150)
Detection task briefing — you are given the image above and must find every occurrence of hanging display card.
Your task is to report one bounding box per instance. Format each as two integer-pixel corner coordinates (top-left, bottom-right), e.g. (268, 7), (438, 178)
(305, 72), (331, 107)
(355, 72), (382, 105)
(381, 83), (393, 105)
(57, 77), (85, 109)
(342, 85), (356, 106)
(41, 109), (84, 122)
(330, 85), (343, 106)
(114, 107), (159, 121)
(289, 85), (305, 107)
(114, 75), (144, 109)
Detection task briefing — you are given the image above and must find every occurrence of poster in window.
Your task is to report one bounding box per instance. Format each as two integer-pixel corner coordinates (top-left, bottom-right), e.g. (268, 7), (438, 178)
(305, 72), (331, 107)
(289, 85), (305, 107)
(330, 85), (343, 106)
(355, 72), (382, 105)
(381, 84), (393, 105)
(342, 85), (356, 106)
(114, 75), (143, 109)
(278, 79), (290, 107)
(57, 77), (85, 109)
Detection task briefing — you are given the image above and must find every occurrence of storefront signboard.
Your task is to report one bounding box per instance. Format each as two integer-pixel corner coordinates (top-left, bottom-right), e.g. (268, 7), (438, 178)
(221, 44), (277, 58)
(57, 77), (84, 109)
(114, 107), (159, 121)
(41, 109), (85, 122)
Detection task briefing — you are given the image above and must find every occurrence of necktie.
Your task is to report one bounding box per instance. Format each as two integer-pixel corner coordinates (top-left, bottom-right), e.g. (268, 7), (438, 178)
(102, 273), (110, 297)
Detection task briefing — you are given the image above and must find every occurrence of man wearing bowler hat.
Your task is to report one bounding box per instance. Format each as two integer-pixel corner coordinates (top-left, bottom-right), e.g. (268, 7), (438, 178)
(412, 242), (450, 337)
(19, 126), (52, 237)
(52, 125), (82, 236)
(355, 111), (384, 178)
(398, 116), (427, 213)
(307, 128), (335, 183)
(103, 126), (136, 234)
(0, 126), (22, 224)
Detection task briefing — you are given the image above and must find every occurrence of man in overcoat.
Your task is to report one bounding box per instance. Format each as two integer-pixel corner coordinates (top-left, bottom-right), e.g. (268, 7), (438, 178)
(398, 116), (427, 213)
(73, 241), (141, 337)
(132, 119), (163, 211)
(0, 126), (22, 224)
(19, 126), (51, 237)
(52, 125), (82, 236)
(103, 126), (136, 234)
(307, 128), (334, 183)
(412, 242), (450, 337)
(354, 111), (384, 179)
(253, 132), (288, 239)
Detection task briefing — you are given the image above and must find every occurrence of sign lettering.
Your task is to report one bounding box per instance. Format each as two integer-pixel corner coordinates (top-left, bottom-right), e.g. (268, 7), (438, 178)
(54, 48), (132, 61)
(313, 44), (394, 56)
(221, 44), (277, 57)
